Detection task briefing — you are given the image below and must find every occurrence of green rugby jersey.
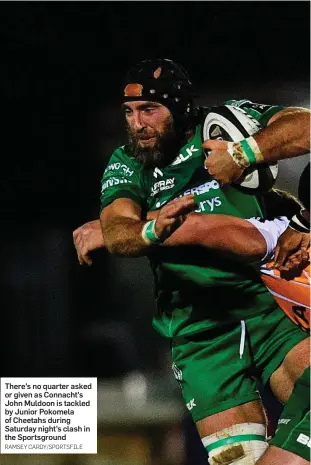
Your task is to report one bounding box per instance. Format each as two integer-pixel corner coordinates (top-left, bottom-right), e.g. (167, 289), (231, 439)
(100, 100), (284, 338)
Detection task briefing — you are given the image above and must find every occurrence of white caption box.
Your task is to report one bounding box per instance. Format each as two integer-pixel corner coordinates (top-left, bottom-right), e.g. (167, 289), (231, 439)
(1, 377), (97, 454)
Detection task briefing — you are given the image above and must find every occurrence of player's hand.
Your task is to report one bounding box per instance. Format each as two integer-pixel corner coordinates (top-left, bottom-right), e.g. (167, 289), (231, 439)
(273, 227), (310, 269)
(281, 248), (309, 271)
(154, 195), (196, 240)
(202, 139), (244, 184)
(73, 220), (105, 266)
(276, 248), (310, 281)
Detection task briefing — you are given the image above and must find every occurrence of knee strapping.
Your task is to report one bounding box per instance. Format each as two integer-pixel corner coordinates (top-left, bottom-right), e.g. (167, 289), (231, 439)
(202, 423), (268, 465)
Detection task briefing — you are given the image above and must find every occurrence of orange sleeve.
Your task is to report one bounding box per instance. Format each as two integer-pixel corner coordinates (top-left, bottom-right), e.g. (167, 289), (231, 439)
(261, 259), (310, 333)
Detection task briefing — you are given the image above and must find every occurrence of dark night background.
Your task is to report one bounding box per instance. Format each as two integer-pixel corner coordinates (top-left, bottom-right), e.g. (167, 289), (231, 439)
(0, 0), (309, 388)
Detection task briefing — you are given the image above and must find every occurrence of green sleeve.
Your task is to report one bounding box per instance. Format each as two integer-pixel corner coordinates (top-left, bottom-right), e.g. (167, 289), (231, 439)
(100, 147), (145, 211)
(225, 99), (285, 127)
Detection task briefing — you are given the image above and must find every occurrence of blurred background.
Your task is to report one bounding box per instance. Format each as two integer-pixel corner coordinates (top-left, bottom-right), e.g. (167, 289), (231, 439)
(0, 2), (309, 464)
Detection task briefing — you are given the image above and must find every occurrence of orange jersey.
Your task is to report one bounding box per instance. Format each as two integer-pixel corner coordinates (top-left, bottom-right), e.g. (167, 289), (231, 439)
(261, 261), (310, 333)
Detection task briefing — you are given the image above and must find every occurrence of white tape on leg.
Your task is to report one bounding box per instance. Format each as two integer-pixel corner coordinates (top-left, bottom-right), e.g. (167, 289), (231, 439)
(202, 423), (268, 465)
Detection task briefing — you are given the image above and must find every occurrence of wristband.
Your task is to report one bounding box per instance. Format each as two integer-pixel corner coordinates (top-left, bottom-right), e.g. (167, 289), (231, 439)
(242, 137), (264, 164)
(227, 142), (250, 169)
(289, 210), (310, 233)
(227, 136), (264, 168)
(141, 220), (162, 245)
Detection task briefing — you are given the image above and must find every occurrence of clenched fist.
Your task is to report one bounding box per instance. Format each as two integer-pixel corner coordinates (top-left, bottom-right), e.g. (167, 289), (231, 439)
(73, 220), (105, 265)
(202, 139), (244, 185)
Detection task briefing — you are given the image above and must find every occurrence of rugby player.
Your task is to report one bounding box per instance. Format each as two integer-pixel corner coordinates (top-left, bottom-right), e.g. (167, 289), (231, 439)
(74, 191), (310, 464)
(273, 162), (310, 270)
(74, 59), (310, 464)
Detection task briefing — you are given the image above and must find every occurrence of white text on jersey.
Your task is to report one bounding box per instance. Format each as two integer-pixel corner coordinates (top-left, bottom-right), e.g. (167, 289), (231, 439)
(101, 177), (132, 192)
(172, 145), (199, 165)
(151, 178), (175, 196)
(105, 163), (134, 177)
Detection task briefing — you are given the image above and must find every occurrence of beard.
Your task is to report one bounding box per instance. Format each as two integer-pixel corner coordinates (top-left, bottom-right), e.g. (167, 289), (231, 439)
(127, 118), (182, 169)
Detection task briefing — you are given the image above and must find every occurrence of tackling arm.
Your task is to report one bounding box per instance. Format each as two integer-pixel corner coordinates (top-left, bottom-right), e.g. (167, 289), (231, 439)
(75, 191), (297, 264)
(100, 198), (149, 257)
(74, 211), (267, 264)
(100, 195), (196, 257)
(147, 211), (267, 262)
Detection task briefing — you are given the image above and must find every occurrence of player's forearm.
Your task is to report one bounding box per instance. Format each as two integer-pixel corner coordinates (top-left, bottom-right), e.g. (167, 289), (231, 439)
(162, 214), (266, 262)
(254, 108), (310, 163)
(101, 216), (151, 257)
(101, 195), (196, 257)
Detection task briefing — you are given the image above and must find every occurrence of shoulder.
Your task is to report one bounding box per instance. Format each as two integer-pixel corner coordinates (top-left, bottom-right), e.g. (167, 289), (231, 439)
(104, 145), (142, 175)
(224, 99), (285, 126)
(107, 145), (133, 162)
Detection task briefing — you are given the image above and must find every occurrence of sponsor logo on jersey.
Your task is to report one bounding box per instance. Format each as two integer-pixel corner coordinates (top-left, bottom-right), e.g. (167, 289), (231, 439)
(186, 398), (196, 411)
(195, 196), (222, 213)
(153, 167), (164, 178)
(183, 180), (220, 196)
(296, 434), (311, 447)
(172, 145), (199, 165)
(153, 180), (221, 209)
(151, 178), (175, 196)
(101, 177), (132, 192)
(278, 419), (291, 425)
(104, 162), (134, 177)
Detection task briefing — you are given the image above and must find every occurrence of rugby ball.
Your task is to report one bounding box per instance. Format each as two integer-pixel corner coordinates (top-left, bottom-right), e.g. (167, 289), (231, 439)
(202, 105), (278, 194)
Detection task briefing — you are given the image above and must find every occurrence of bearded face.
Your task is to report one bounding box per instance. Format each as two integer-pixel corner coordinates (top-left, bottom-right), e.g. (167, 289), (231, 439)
(123, 101), (182, 169)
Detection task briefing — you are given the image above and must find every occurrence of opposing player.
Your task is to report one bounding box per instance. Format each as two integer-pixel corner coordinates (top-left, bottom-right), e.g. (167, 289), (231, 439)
(76, 59), (310, 464)
(273, 162), (310, 270)
(74, 190), (310, 328)
(74, 192), (310, 464)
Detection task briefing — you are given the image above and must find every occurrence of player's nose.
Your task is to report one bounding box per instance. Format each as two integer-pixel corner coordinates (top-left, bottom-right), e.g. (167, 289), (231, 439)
(131, 111), (145, 131)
